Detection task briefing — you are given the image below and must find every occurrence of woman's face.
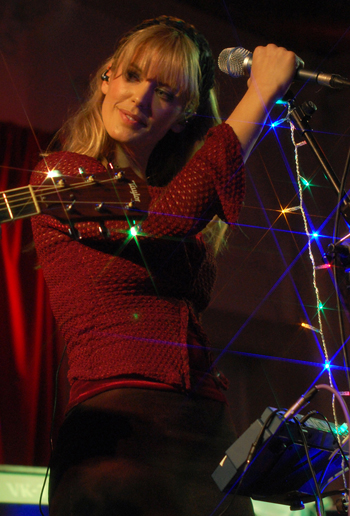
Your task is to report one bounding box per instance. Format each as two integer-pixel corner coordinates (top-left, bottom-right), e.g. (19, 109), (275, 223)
(101, 62), (185, 160)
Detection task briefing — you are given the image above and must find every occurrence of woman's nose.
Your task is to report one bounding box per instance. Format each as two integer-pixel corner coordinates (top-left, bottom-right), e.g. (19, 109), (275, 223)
(132, 81), (153, 109)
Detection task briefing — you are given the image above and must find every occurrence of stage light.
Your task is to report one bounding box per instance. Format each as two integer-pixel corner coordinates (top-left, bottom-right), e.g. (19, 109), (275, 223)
(47, 169), (61, 178)
(300, 176), (311, 187)
(270, 118), (286, 128)
(129, 223), (141, 237)
(301, 322), (320, 333)
(337, 422), (348, 436)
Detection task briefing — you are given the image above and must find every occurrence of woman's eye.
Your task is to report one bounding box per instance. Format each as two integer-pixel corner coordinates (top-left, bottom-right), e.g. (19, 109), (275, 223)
(125, 70), (140, 82)
(156, 88), (175, 102)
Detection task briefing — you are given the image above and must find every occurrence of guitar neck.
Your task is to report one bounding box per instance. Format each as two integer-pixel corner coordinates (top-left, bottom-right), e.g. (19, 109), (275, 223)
(0, 185), (41, 224)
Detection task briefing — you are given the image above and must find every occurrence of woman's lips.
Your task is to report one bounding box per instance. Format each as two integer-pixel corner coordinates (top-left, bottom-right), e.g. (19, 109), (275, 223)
(119, 109), (147, 127)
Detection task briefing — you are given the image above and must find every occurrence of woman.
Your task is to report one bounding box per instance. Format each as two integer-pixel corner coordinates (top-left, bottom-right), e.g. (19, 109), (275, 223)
(31, 16), (296, 516)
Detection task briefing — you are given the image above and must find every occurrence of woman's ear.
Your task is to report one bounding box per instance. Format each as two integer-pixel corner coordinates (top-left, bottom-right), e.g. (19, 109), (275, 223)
(101, 80), (109, 94)
(170, 112), (195, 133)
(101, 65), (112, 94)
(170, 120), (186, 134)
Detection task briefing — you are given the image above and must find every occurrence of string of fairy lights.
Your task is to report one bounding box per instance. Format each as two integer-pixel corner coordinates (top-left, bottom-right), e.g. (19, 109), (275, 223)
(288, 107), (345, 461)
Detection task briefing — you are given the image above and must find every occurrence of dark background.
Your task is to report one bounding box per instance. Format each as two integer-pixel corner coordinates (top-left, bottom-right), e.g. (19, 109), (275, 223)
(0, 0), (350, 463)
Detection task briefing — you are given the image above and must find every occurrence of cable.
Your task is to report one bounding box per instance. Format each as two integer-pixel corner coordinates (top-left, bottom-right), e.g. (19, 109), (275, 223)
(38, 341), (68, 516)
(300, 410), (349, 491)
(315, 384), (350, 516)
(303, 410), (349, 466)
(294, 417), (326, 516)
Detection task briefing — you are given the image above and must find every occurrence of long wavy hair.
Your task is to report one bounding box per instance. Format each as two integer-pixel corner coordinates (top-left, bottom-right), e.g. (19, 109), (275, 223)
(52, 16), (227, 249)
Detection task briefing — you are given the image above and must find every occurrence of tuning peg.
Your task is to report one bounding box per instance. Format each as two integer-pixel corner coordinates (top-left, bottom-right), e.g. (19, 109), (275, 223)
(107, 162), (126, 181)
(114, 171), (125, 181)
(98, 222), (110, 238)
(95, 202), (105, 213)
(68, 222), (81, 240)
(56, 178), (66, 188)
(65, 200), (76, 212)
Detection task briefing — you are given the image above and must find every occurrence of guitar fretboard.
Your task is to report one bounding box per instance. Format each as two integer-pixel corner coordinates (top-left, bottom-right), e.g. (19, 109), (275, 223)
(1, 185), (40, 224)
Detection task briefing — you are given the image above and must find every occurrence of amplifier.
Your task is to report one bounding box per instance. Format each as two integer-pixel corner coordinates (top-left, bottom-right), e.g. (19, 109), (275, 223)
(212, 407), (348, 507)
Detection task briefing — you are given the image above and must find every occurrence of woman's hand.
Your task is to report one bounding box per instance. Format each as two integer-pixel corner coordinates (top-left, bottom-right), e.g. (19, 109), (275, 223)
(225, 44), (297, 161)
(247, 44), (297, 107)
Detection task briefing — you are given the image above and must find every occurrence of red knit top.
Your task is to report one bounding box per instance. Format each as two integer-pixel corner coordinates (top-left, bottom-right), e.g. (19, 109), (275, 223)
(30, 123), (245, 405)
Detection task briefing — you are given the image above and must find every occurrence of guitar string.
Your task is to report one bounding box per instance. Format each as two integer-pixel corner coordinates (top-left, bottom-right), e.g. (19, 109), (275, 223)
(0, 180), (135, 211)
(0, 177), (214, 230)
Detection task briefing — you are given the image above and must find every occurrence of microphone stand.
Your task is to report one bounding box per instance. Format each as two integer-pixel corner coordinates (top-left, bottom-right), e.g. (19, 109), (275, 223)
(282, 92), (350, 516)
(283, 91), (350, 221)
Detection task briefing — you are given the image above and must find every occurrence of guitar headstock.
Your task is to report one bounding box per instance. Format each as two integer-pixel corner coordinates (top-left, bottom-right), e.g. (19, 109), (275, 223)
(38, 167), (150, 223)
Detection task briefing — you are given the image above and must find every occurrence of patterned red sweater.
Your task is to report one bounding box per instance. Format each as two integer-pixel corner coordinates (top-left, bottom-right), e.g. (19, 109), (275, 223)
(30, 123), (245, 394)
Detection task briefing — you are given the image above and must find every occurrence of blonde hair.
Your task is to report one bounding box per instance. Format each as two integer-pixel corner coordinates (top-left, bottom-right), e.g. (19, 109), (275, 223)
(53, 17), (227, 249)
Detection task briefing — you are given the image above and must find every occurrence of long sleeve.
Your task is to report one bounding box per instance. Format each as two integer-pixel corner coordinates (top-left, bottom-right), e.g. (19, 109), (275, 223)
(143, 123), (245, 237)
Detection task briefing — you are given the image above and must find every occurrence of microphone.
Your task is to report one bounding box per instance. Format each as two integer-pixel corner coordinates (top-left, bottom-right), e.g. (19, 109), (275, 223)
(218, 47), (350, 89)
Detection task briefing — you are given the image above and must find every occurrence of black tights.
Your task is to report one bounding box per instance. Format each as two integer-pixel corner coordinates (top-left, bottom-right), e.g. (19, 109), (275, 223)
(49, 388), (254, 516)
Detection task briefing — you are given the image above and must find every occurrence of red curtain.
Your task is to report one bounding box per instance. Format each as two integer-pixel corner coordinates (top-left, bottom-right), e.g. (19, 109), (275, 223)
(0, 123), (68, 466)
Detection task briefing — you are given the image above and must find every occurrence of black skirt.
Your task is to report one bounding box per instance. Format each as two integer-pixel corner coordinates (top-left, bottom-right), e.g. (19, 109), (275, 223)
(49, 388), (254, 516)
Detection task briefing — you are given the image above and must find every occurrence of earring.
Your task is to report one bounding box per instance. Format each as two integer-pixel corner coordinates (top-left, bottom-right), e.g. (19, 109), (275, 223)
(184, 111), (197, 124)
(101, 68), (110, 81)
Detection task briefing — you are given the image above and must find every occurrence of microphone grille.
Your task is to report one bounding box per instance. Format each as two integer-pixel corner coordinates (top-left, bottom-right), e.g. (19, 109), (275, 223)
(218, 47), (251, 77)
